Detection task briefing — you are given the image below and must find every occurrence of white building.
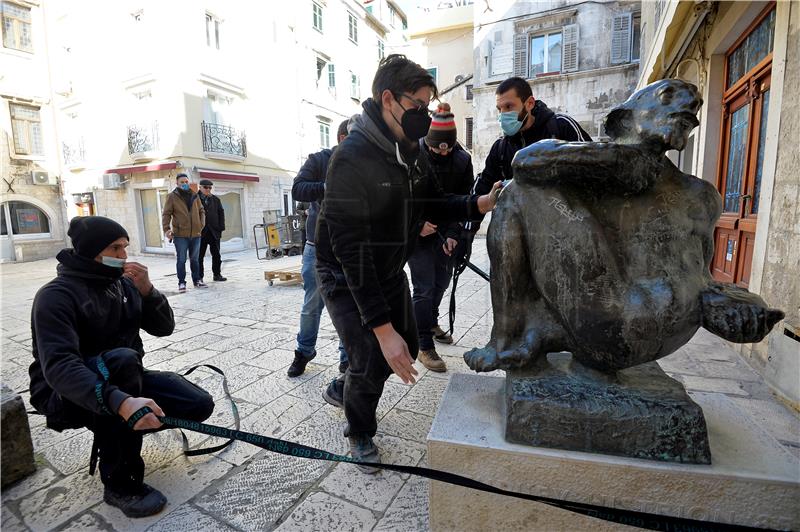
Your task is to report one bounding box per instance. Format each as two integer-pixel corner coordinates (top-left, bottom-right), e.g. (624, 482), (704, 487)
(1, 0), (67, 262)
(0, 1), (392, 261)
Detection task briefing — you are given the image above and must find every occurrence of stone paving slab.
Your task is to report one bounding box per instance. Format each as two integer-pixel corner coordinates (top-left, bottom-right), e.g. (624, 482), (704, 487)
(2, 244), (798, 531)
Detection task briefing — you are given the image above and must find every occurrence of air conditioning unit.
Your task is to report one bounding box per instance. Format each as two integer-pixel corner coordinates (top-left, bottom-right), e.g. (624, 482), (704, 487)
(102, 173), (122, 190)
(32, 171), (57, 186)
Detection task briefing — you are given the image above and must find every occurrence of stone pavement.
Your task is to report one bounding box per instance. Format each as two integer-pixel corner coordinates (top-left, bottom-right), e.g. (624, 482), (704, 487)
(1, 241), (798, 532)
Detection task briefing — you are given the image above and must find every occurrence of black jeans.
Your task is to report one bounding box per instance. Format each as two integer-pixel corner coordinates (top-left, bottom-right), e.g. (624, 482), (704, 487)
(52, 348), (214, 493)
(408, 236), (455, 350)
(317, 267), (418, 438)
(199, 232), (222, 279)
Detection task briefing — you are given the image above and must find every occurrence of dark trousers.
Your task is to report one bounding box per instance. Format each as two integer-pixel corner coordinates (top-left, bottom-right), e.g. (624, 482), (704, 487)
(199, 232), (222, 280)
(57, 348), (214, 493)
(408, 237), (455, 350)
(318, 267), (418, 438)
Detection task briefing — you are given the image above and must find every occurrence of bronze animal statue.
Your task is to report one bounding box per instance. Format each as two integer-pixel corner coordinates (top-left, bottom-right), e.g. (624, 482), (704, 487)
(465, 79), (784, 374)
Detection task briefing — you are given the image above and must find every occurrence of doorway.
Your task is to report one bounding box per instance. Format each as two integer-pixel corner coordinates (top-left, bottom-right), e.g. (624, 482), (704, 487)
(138, 188), (173, 253)
(712, 5), (775, 288)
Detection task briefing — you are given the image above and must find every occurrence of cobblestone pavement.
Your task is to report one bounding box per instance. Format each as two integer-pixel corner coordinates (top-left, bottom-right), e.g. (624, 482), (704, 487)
(2, 241), (798, 531)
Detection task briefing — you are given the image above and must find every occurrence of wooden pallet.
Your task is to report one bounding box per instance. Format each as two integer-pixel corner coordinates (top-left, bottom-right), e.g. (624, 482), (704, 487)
(264, 266), (303, 286)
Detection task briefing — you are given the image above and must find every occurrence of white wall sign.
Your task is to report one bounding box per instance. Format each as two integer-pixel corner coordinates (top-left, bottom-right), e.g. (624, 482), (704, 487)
(491, 43), (513, 76)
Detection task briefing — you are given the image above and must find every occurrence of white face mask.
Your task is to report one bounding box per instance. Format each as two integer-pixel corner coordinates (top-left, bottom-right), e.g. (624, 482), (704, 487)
(101, 256), (126, 268)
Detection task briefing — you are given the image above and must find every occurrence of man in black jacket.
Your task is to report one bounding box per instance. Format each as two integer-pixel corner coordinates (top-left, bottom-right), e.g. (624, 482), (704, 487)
(287, 118), (351, 378)
(198, 178), (227, 282)
(29, 216), (214, 517)
(315, 54), (501, 472)
(408, 103), (474, 372)
(472, 76), (592, 200)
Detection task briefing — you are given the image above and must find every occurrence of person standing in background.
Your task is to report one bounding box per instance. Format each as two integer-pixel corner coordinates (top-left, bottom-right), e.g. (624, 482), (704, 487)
(162, 173), (206, 292)
(198, 179), (227, 283)
(408, 103), (474, 372)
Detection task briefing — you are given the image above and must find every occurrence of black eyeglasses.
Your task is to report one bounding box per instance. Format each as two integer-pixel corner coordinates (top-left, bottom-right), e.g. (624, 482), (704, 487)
(202, 186), (213, 189)
(394, 93), (432, 115)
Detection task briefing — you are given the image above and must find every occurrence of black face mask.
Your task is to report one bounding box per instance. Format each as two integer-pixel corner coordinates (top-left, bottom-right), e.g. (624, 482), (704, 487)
(428, 150), (451, 164)
(393, 95), (432, 141)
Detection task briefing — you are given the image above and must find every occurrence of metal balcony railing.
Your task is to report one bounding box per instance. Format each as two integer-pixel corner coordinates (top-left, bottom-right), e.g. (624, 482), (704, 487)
(202, 121), (247, 158)
(62, 138), (85, 167)
(127, 121), (159, 156)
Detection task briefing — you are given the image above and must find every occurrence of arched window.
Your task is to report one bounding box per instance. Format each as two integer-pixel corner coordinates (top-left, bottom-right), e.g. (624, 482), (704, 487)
(1, 201), (51, 238)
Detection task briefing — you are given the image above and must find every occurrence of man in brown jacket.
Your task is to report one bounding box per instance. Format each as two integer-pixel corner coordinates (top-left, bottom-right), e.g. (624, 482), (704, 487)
(162, 173), (206, 291)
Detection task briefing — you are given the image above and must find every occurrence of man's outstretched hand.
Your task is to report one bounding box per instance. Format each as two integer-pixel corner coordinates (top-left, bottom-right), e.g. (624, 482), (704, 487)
(118, 396), (164, 430)
(373, 323), (418, 384)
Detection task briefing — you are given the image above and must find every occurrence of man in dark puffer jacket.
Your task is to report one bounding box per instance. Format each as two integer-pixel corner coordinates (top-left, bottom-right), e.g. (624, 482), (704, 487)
(29, 216), (214, 518)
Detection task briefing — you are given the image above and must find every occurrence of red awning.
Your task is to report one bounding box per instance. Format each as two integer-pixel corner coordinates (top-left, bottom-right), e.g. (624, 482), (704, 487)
(104, 161), (178, 174)
(197, 169), (260, 182)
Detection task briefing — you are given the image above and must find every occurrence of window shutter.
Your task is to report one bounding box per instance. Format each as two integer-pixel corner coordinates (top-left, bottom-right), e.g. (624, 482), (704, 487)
(611, 13), (632, 64)
(513, 33), (529, 78)
(465, 117), (474, 150)
(562, 23), (579, 72)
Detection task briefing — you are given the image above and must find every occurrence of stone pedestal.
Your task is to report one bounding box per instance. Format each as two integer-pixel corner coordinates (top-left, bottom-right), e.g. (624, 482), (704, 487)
(506, 354), (711, 463)
(428, 374), (800, 531)
(1, 385), (36, 488)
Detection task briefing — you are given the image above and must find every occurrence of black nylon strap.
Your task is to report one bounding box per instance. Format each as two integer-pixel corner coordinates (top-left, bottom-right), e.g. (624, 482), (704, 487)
(125, 405), (772, 532)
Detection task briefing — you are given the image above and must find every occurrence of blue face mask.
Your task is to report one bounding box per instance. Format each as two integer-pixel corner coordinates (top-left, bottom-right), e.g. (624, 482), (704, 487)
(498, 109), (528, 137)
(101, 256), (126, 269)
(180, 183), (190, 191)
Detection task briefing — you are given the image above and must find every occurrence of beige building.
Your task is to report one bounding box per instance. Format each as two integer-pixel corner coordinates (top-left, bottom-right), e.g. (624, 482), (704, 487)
(408, 3), (474, 149)
(639, 0), (799, 406)
(0, 0), (68, 262)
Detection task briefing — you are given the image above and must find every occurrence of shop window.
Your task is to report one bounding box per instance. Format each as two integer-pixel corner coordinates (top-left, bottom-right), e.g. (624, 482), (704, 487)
(2, 201), (51, 237)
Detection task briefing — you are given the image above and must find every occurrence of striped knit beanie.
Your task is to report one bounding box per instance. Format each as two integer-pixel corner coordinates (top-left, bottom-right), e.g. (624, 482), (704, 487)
(424, 103), (457, 150)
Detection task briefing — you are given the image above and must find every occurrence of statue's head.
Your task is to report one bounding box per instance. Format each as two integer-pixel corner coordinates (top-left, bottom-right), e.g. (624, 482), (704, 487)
(604, 79), (702, 152)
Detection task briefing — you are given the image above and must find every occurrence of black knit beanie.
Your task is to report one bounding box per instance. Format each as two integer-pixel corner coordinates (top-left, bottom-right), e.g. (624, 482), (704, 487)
(67, 216), (129, 258)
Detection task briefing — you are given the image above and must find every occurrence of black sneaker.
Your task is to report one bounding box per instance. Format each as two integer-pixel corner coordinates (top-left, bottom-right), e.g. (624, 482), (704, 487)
(348, 434), (380, 474)
(338, 360), (349, 374)
(322, 376), (344, 408)
(287, 350), (314, 377)
(103, 483), (167, 518)
(178, 282), (187, 292)
(194, 281), (208, 288)
(213, 275), (227, 281)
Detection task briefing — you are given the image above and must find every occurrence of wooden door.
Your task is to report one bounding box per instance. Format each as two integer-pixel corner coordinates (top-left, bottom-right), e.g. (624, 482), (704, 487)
(712, 5), (775, 288)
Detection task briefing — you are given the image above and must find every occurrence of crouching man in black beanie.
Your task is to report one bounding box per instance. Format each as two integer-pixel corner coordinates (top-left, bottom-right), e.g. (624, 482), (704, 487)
(28, 216), (214, 518)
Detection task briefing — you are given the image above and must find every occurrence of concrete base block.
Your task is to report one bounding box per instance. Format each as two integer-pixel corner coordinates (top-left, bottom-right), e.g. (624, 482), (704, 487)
(1, 385), (36, 488)
(427, 374), (800, 531)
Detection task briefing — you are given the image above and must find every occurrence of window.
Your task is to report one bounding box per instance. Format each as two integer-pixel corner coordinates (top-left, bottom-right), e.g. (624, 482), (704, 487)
(319, 121), (330, 148)
(378, 39), (384, 60)
(2, 2), (32, 52)
(9, 103), (43, 156)
(206, 13), (221, 49)
(426, 67), (438, 85)
(281, 190), (294, 216)
(206, 91), (233, 125)
(348, 12), (358, 43)
(350, 72), (360, 100)
(727, 8), (775, 89)
(465, 84), (473, 101)
(389, 5), (396, 28)
(401, 17), (407, 30)
(464, 117), (473, 150)
(316, 56), (326, 84)
(611, 13), (637, 64)
(312, 2), (323, 32)
(327, 63), (336, 89)
(530, 32), (561, 75)
(1, 202), (50, 237)
(631, 13), (641, 61)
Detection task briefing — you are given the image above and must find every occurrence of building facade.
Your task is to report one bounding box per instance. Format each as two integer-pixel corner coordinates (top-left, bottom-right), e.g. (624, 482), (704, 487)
(1, 0), (68, 262)
(2, 1), (391, 262)
(408, 3), (474, 149)
(472, 0), (642, 170)
(639, 0), (799, 406)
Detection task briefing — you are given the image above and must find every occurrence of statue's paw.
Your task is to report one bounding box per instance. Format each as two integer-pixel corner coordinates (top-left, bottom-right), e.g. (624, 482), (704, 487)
(464, 347), (500, 372)
(703, 295), (785, 343)
(495, 347), (535, 370)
